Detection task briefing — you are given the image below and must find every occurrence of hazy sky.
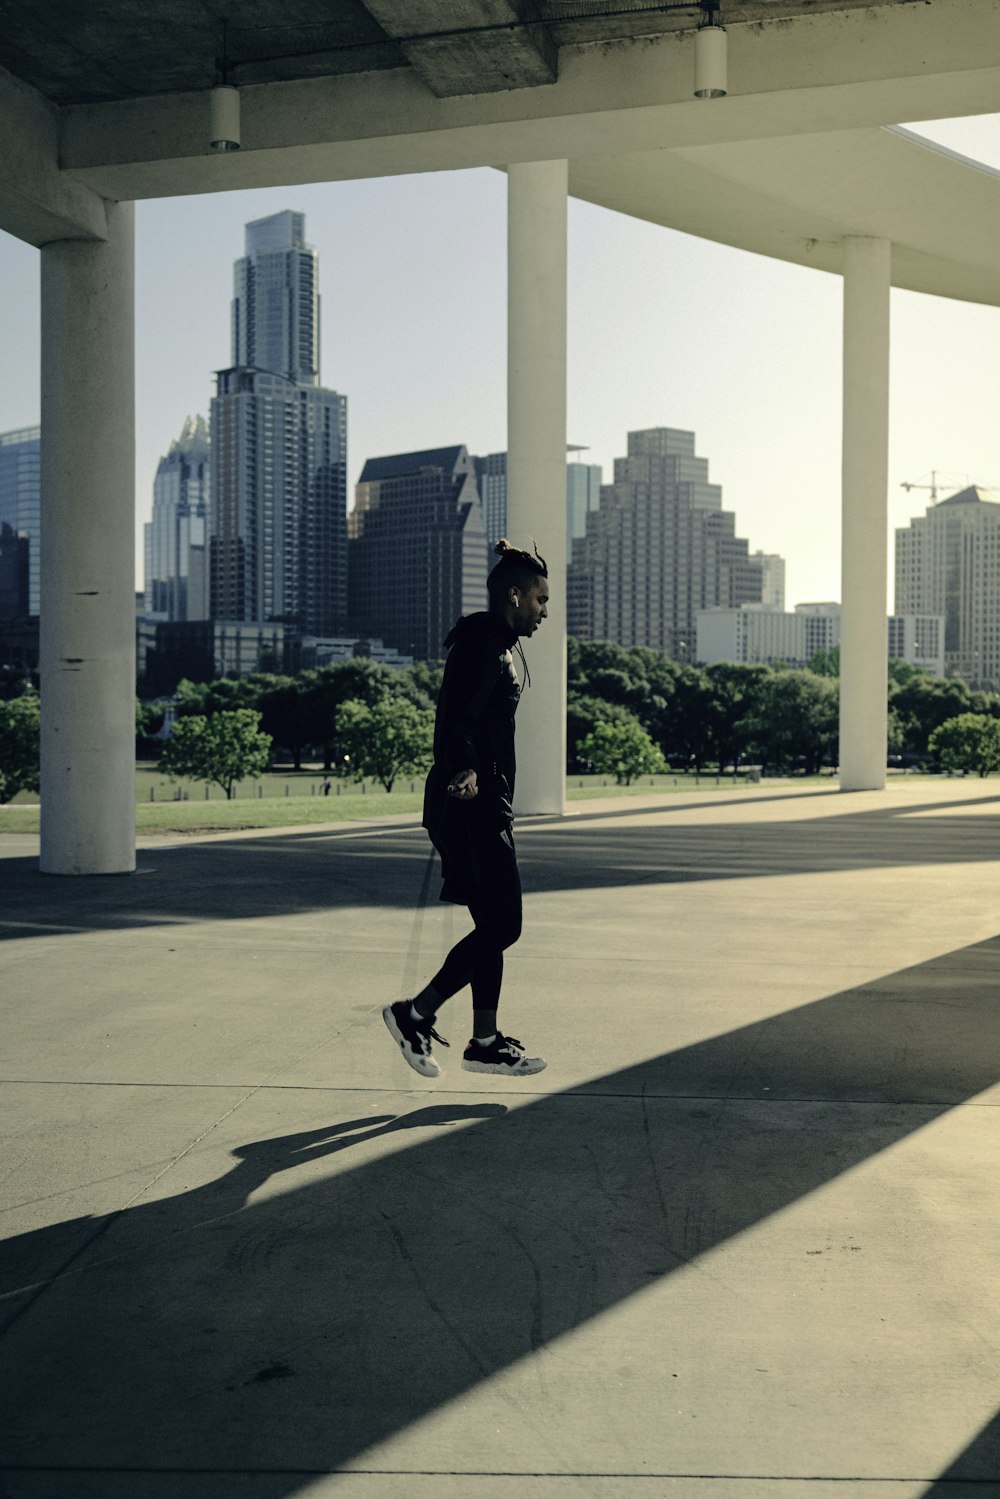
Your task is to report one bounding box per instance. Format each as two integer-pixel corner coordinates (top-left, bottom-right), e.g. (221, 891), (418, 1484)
(1, 113), (998, 609)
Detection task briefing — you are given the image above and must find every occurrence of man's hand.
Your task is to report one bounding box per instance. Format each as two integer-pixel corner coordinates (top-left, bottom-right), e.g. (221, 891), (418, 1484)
(448, 769), (478, 800)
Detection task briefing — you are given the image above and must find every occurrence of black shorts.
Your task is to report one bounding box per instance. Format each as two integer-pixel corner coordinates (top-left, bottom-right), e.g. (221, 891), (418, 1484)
(432, 814), (521, 911)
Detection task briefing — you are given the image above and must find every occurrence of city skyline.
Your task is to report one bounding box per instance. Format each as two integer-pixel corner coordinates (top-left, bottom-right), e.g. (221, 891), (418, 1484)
(0, 114), (998, 610)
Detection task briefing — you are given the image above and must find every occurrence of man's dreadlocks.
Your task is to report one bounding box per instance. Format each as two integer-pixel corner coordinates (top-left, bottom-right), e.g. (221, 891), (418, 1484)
(486, 538), (548, 610)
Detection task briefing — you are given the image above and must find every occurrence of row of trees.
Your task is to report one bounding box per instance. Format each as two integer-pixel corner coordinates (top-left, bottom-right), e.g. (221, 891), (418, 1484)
(9, 644), (1000, 803)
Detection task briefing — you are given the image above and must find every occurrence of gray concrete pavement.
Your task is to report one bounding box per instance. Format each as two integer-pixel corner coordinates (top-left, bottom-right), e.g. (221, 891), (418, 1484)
(2, 780), (1000, 1497)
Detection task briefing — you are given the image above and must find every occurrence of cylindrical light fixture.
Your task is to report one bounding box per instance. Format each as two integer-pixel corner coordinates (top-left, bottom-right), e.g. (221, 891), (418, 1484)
(209, 82), (240, 151)
(209, 19), (240, 152)
(694, 12), (727, 98)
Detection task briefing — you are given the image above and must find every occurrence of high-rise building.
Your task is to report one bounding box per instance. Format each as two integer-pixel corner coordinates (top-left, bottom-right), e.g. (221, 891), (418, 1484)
(567, 458), (603, 555)
(753, 550), (786, 610)
(895, 486), (1000, 684)
(472, 449), (603, 559)
(0, 426), (40, 616)
(232, 210), (319, 387)
(210, 212), (348, 635)
(144, 415), (211, 621)
(473, 452), (508, 552)
(0, 523), (29, 620)
(568, 427), (766, 657)
(349, 446), (488, 660)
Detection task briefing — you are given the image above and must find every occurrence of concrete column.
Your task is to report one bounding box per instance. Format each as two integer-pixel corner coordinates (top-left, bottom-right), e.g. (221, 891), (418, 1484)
(507, 159), (568, 815)
(839, 235), (891, 793)
(40, 201), (136, 873)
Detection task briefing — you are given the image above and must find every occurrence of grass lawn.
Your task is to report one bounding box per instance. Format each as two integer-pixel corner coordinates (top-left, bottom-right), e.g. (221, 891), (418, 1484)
(0, 769), (850, 835)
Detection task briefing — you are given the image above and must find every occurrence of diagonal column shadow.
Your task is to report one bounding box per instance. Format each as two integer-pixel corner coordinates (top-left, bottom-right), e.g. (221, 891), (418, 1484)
(919, 1409), (1000, 1493)
(4, 787), (1000, 940)
(2, 936), (1000, 1488)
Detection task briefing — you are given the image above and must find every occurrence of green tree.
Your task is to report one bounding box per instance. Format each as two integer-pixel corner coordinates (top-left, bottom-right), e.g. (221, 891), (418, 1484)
(174, 674), (283, 719)
(159, 709), (272, 799)
(806, 645), (840, 677)
(577, 714), (667, 785)
(136, 699), (165, 744)
(740, 670), (838, 774)
(302, 661), (401, 770)
(0, 690), (40, 804)
(889, 675), (974, 761)
(567, 694), (639, 773)
(258, 677), (313, 770)
(928, 713), (1000, 777)
(704, 662), (770, 773)
(334, 696), (434, 792)
(400, 658), (444, 708)
(659, 665), (715, 771)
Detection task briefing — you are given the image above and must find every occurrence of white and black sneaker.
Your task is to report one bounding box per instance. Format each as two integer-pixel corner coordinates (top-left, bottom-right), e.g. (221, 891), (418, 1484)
(461, 1033), (547, 1076)
(383, 1000), (449, 1079)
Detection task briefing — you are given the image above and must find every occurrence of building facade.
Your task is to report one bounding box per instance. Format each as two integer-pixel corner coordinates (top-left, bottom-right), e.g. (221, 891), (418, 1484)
(568, 427), (766, 657)
(349, 446), (488, 660)
(697, 606), (807, 667)
(210, 212), (348, 636)
(795, 601), (842, 657)
(887, 614), (945, 676)
(0, 426), (40, 617)
(136, 618), (290, 695)
(232, 211), (319, 388)
(0, 524), (30, 620)
(895, 486), (1000, 685)
(754, 550), (787, 610)
(697, 601), (944, 674)
(144, 414), (211, 621)
(472, 450), (603, 562)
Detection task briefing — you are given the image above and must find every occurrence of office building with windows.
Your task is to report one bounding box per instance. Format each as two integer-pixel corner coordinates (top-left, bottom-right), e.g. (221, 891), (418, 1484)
(568, 427), (766, 657)
(0, 426), (40, 617)
(697, 601), (944, 674)
(754, 551), (787, 610)
(895, 486), (1000, 685)
(210, 211), (348, 636)
(144, 414), (211, 621)
(349, 446), (487, 660)
(473, 449), (603, 559)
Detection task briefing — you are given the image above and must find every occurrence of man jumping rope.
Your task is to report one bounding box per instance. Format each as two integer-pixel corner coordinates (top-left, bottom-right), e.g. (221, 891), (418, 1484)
(383, 539), (549, 1079)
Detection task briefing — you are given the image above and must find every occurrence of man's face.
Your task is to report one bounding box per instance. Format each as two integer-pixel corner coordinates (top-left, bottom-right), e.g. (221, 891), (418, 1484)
(513, 578), (549, 637)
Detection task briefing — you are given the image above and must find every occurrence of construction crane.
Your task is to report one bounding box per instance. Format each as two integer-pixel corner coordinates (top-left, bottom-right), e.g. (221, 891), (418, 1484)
(901, 471), (999, 504)
(900, 470), (956, 502)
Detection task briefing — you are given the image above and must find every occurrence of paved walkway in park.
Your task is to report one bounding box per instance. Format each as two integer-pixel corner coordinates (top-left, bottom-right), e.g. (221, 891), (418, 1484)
(3, 778), (1000, 1498)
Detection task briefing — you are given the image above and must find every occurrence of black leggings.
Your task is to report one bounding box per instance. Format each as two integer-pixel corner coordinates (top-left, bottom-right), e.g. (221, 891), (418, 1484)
(429, 829), (522, 1013)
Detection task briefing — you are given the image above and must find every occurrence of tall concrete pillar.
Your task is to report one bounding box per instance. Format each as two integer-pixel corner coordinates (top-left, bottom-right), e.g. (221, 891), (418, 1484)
(507, 159), (568, 815)
(40, 201), (136, 873)
(839, 235), (891, 792)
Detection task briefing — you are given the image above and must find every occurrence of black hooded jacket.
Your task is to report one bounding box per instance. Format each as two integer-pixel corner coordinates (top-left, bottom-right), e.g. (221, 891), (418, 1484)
(422, 611), (521, 846)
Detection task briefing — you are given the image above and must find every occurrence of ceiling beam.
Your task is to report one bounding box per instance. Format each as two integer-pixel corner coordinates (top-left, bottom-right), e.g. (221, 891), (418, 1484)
(0, 65), (107, 246)
(55, 0), (1000, 203)
(361, 0), (558, 97)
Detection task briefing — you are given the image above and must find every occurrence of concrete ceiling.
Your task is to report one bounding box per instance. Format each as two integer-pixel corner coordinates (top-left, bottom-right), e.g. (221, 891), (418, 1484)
(0, 0), (920, 104)
(2, 0), (999, 314)
(570, 126), (1000, 306)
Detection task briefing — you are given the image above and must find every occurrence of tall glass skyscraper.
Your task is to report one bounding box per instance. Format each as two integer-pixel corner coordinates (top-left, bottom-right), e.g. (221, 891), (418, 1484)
(473, 449), (603, 558)
(144, 415), (211, 621)
(0, 426), (40, 616)
(231, 210), (319, 387)
(211, 211), (347, 635)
